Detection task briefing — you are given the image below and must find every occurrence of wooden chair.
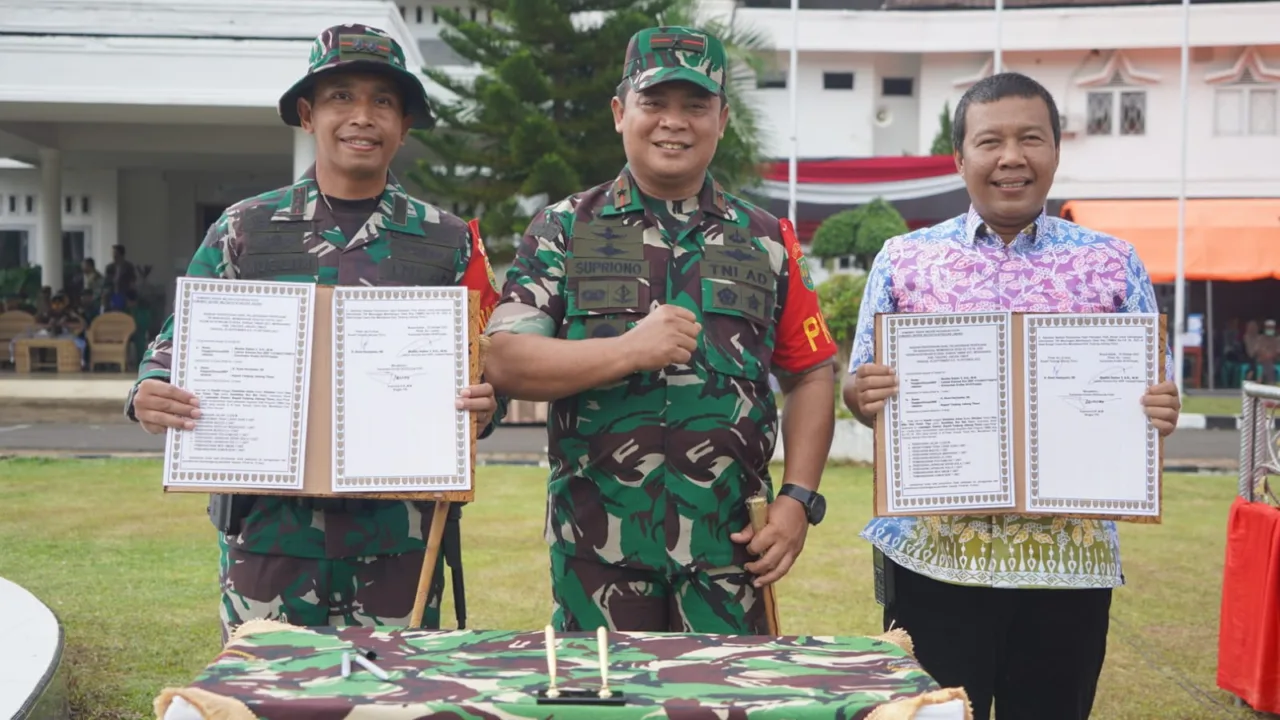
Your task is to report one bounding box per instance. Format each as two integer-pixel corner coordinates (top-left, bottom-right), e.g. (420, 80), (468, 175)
(87, 311), (136, 371)
(0, 310), (37, 368)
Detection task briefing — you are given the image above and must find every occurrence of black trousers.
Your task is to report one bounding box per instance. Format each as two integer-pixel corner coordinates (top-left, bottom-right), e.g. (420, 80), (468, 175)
(882, 557), (1112, 720)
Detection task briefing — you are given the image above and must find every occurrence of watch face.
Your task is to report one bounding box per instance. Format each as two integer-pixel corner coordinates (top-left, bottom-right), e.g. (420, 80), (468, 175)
(810, 494), (827, 524)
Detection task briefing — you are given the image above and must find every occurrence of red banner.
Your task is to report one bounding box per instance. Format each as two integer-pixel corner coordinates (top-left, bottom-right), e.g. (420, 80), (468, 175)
(761, 156), (956, 185)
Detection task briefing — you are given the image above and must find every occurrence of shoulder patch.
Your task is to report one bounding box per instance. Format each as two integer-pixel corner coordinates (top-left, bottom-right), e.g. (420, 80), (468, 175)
(781, 218), (816, 291)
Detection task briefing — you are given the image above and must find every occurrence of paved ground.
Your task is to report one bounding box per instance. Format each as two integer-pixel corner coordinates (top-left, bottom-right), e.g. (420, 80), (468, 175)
(0, 417), (1245, 469)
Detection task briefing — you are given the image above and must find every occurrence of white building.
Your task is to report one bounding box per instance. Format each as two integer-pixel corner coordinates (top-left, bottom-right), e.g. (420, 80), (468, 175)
(2, 0), (1279, 385)
(710, 0), (1280, 241)
(0, 0), (471, 313)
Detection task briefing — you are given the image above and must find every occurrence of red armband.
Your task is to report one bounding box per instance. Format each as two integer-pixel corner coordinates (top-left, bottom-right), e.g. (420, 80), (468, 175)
(772, 218), (837, 373)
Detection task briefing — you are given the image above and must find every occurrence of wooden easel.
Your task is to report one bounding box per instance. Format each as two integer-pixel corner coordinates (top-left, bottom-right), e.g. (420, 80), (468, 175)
(408, 325), (487, 628)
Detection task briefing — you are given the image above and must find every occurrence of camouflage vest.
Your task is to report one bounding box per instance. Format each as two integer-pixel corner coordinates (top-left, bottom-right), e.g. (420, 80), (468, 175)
(232, 186), (466, 287)
(559, 213), (778, 366)
(556, 212), (780, 450)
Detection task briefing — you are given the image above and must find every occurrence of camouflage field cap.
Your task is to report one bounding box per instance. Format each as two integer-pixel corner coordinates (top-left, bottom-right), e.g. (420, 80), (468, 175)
(278, 24), (434, 129)
(622, 26), (728, 96)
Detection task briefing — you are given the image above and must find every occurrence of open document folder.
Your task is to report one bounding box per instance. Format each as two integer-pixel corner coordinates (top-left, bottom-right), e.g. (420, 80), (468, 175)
(873, 311), (1166, 523)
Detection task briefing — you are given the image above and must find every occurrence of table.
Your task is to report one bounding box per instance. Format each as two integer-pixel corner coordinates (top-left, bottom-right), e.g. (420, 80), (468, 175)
(13, 337), (81, 373)
(155, 620), (970, 720)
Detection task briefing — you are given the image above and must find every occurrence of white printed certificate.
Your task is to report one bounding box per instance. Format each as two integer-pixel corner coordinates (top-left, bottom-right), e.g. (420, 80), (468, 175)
(1023, 314), (1161, 516)
(163, 278), (314, 489)
(331, 287), (472, 492)
(881, 312), (1015, 513)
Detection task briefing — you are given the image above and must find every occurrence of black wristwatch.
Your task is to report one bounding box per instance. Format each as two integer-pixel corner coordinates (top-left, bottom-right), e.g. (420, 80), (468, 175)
(778, 484), (826, 526)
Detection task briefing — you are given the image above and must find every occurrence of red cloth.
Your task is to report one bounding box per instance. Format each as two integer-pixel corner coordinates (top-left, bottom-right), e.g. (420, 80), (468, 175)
(460, 218), (501, 329)
(1217, 496), (1280, 713)
(760, 156), (956, 184)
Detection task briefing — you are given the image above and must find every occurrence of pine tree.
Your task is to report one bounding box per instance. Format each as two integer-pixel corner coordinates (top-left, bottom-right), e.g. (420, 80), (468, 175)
(929, 101), (954, 156)
(407, 0), (677, 261)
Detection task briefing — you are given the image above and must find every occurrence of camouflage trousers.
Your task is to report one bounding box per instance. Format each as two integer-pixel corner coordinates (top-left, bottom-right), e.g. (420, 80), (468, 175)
(217, 535), (443, 644)
(549, 549), (766, 635)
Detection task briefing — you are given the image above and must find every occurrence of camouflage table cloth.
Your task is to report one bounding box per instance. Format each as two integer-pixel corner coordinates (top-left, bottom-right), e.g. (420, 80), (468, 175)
(155, 620), (970, 720)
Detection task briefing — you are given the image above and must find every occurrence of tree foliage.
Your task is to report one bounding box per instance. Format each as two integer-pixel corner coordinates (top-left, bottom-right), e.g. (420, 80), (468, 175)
(816, 272), (867, 371)
(854, 197), (908, 266)
(930, 101), (953, 156)
(808, 197), (908, 270)
(809, 208), (859, 265)
(407, 0), (773, 262)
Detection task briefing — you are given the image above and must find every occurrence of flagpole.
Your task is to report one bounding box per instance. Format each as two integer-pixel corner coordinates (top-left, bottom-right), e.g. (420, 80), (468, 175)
(787, 0), (799, 226)
(994, 0), (1003, 72)
(1174, 0), (1190, 390)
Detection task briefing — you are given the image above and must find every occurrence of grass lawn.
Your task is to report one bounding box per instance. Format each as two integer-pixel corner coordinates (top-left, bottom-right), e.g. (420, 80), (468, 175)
(0, 457), (1258, 719)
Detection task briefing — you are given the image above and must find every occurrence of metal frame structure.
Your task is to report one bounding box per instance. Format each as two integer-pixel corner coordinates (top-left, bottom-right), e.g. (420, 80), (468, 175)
(1239, 381), (1280, 504)
(1226, 381), (1280, 710)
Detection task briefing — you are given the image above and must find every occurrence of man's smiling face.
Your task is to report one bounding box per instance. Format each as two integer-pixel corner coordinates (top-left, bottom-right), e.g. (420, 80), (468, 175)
(612, 80), (729, 196)
(298, 71), (411, 187)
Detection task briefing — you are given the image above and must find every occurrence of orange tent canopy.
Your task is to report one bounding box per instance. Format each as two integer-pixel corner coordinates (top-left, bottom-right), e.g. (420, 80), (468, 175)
(1059, 198), (1280, 284)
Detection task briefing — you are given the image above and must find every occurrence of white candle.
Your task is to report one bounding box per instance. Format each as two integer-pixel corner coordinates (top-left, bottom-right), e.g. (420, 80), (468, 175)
(597, 625), (612, 698)
(544, 624), (560, 697)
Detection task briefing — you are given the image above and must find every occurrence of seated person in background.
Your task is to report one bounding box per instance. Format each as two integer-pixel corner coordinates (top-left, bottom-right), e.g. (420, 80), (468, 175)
(44, 291), (85, 335)
(7, 291), (87, 367)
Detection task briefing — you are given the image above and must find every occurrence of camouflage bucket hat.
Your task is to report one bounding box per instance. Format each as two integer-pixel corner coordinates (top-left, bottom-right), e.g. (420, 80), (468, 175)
(622, 26), (728, 96)
(278, 24), (434, 129)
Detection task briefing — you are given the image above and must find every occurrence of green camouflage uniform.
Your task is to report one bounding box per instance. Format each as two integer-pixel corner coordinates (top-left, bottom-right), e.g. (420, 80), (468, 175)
(126, 24), (492, 641)
(486, 27), (837, 636)
(159, 623), (957, 719)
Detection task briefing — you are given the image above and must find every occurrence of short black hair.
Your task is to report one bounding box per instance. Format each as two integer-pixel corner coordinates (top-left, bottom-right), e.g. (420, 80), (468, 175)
(952, 72), (1060, 155)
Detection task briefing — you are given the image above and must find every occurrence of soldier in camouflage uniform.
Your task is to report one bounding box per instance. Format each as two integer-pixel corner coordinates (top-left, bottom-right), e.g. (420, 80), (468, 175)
(126, 24), (502, 642)
(484, 27), (839, 635)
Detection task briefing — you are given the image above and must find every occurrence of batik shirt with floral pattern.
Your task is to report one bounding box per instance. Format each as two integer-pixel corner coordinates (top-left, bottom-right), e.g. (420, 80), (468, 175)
(849, 207), (1173, 589)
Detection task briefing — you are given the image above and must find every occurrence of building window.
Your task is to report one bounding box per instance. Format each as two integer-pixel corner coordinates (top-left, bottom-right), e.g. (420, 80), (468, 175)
(7, 196), (14, 213)
(1087, 88), (1146, 136)
(25, 195), (33, 213)
(1119, 91), (1146, 135)
(1214, 85), (1278, 136)
(81, 196), (90, 215)
(756, 70), (786, 90)
(882, 77), (914, 97)
(0, 230), (29, 269)
(415, 5), (423, 23)
(64, 196), (73, 214)
(823, 72), (854, 90)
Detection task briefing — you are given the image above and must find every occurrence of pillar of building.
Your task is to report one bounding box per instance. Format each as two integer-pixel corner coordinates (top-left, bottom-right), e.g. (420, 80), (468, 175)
(293, 128), (315, 180)
(36, 147), (63, 292)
